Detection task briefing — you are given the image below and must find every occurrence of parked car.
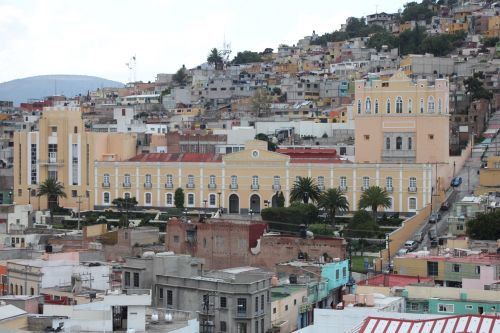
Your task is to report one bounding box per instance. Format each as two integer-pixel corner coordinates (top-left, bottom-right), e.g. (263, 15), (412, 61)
(429, 213), (439, 224)
(428, 228), (437, 240)
(451, 176), (463, 187)
(404, 240), (419, 252)
(414, 232), (424, 243)
(440, 201), (450, 211)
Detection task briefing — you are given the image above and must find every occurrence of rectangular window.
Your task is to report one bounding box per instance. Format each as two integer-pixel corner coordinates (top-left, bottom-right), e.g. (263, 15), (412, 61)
(409, 177), (417, 189)
(475, 266), (481, 275)
(237, 298), (247, 314)
(209, 175), (216, 185)
(220, 321), (227, 332)
(427, 261), (438, 276)
(124, 272), (130, 286)
(452, 264), (460, 272)
(410, 303), (419, 311)
(167, 290), (173, 305)
(124, 174), (131, 186)
(423, 303), (429, 312)
(340, 176), (347, 189)
(159, 288), (164, 299)
(231, 175), (238, 188)
(188, 193), (194, 206)
(72, 190), (77, 198)
(220, 297), (227, 308)
(362, 176), (369, 189)
(343, 267), (347, 278)
(261, 295), (264, 310)
(336, 269), (340, 280)
(255, 296), (259, 312)
(438, 303), (454, 313)
(72, 143), (78, 185)
(166, 174), (173, 187)
(318, 176), (325, 190)
(273, 176), (280, 186)
(386, 177), (393, 190)
(30, 144), (37, 185)
(86, 144), (90, 185)
(261, 318), (264, 333)
(133, 272), (139, 287)
(209, 194), (216, 206)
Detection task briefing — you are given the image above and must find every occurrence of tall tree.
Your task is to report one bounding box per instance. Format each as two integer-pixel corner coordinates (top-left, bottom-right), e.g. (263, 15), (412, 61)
(358, 186), (391, 218)
(464, 72), (493, 103)
(174, 188), (185, 209)
(232, 51), (263, 65)
(112, 196), (138, 228)
(207, 48), (224, 70)
(290, 177), (321, 204)
(255, 133), (277, 151)
(318, 188), (349, 226)
(37, 178), (67, 224)
(173, 65), (189, 86)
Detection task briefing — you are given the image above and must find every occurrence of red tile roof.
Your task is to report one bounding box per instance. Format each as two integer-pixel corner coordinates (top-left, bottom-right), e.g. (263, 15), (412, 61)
(126, 153), (222, 163)
(359, 274), (433, 287)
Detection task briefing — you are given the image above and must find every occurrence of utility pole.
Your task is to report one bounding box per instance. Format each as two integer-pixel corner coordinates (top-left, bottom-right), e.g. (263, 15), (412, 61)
(76, 195), (83, 230)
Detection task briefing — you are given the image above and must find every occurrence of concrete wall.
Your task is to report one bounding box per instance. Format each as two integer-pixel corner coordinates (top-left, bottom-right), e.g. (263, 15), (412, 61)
(271, 289), (307, 332)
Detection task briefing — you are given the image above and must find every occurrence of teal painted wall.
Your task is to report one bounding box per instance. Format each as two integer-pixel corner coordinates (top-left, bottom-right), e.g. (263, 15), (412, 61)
(321, 259), (349, 292)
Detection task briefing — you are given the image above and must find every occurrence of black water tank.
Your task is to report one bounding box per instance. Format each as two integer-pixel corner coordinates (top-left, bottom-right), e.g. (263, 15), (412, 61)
(45, 245), (52, 253)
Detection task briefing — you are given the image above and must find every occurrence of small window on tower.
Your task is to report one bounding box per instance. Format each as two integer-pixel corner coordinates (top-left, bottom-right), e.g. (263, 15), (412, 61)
(429, 134), (434, 140)
(364, 135), (370, 140)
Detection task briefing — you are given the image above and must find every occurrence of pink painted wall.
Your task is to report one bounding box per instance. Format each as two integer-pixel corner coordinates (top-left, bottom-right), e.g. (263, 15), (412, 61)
(462, 266), (500, 290)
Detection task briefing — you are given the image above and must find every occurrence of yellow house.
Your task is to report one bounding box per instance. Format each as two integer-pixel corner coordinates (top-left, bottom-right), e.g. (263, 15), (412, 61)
(476, 155), (500, 195)
(487, 15), (500, 38)
(167, 105), (204, 117)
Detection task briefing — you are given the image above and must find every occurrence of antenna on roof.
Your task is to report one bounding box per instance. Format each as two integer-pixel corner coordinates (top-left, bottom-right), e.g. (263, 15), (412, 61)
(221, 34), (232, 66)
(125, 55), (137, 83)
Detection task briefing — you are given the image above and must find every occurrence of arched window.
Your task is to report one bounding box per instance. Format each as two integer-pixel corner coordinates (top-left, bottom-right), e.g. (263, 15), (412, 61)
(420, 98), (424, 113)
(386, 177), (393, 191)
(187, 193), (195, 206)
(374, 99), (379, 114)
(357, 100), (361, 114)
(428, 96), (435, 113)
(166, 193), (173, 206)
(408, 137), (412, 150)
(386, 137), (391, 150)
(365, 97), (371, 113)
(408, 99), (413, 114)
(386, 98), (391, 113)
(396, 97), (403, 113)
(438, 98), (442, 113)
(396, 137), (402, 150)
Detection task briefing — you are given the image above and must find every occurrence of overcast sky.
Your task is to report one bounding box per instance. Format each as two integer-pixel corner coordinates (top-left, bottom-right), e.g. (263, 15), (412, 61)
(0, 0), (407, 84)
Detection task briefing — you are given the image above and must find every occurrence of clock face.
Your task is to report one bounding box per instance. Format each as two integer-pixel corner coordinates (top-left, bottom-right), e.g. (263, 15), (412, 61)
(252, 150), (259, 158)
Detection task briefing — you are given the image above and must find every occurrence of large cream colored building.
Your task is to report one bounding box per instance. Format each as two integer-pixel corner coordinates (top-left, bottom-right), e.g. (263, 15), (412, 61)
(14, 71), (459, 214)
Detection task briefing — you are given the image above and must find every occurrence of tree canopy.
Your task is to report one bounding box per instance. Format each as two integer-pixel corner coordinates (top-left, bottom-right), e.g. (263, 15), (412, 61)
(464, 72), (493, 102)
(344, 210), (380, 238)
(207, 48), (224, 70)
(232, 51), (263, 64)
(255, 133), (277, 151)
(173, 65), (189, 86)
(318, 188), (349, 225)
(401, 1), (436, 23)
(290, 176), (321, 204)
(37, 178), (67, 224)
(174, 188), (185, 208)
(358, 186), (392, 217)
(466, 210), (500, 240)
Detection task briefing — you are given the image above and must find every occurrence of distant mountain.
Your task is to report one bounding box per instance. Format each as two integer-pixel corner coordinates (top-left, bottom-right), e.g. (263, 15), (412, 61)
(0, 75), (124, 106)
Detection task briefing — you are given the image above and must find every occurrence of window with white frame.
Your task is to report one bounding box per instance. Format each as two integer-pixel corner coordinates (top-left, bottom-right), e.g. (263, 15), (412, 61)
(386, 98), (391, 113)
(103, 173), (110, 186)
(386, 177), (393, 190)
(166, 193), (173, 206)
(187, 193), (195, 206)
(209, 194), (216, 206)
(273, 176), (280, 186)
(209, 175), (216, 188)
(187, 175), (194, 188)
(340, 176), (347, 189)
(408, 99), (413, 113)
(408, 137), (413, 150)
(103, 192), (110, 205)
(357, 100), (361, 114)
(409, 197), (417, 210)
(375, 99), (379, 114)
(365, 97), (371, 113)
(124, 173), (131, 186)
(362, 176), (369, 190)
(396, 96), (403, 113)
(145, 174), (152, 185)
(428, 96), (435, 113)
(231, 175), (238, 189)
(409, 177), (417, 189)
(386, 137), (390, 150)
(318, 176), (325, 190)
(252, 176), (259, 188)
(166, 174), (173, 187)
(145, 192), (152, 205)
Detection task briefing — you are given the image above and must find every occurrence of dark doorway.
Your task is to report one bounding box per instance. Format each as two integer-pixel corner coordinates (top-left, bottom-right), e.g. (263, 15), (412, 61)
(229, 194), (239, 214)
(250, 194), (260, 213)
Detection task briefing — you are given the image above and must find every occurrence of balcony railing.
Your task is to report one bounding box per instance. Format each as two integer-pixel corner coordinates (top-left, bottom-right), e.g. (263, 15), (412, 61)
(37, 159), (64, 166)
(361, 186), (369, 191)
(318, 185), (325, 192)
(408, 186), (417, 193)
(102, 182), (110, 188)
(123, 182), (131, 188)
(229, 184), (238, 190)
(186, 183), (195, 189)
(339, 186), (347, 192)
(144, 182), (152, 189)
(165, 183), (173, 189)
(385, 186), (393, 193)
(272, 184), (281, 191)
(208, 183), (217, 189)
(251, 184), (260, 190)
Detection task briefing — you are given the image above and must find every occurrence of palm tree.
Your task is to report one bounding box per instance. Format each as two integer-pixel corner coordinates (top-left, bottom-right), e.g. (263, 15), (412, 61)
(290, 177), (320, 204)
(37, 178), (67, 224)
(358, 186), (391, 218)
(207, 48), (223, 70)
(318, 188), (349, 226)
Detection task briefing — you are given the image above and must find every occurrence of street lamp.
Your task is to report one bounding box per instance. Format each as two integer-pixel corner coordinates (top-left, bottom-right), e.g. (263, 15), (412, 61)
(203, 199), (207, 218)
(8, 189), (12, 204)
(27, 187), (31, 205)
(217, 192), (222, 214)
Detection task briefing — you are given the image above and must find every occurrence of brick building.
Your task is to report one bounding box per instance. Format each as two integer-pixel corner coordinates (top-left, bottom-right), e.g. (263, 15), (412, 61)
(165, 217), (346, 271)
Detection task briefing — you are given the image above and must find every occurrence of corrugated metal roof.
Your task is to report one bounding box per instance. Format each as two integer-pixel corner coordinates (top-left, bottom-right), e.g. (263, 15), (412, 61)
(359, 314), (500, 333)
